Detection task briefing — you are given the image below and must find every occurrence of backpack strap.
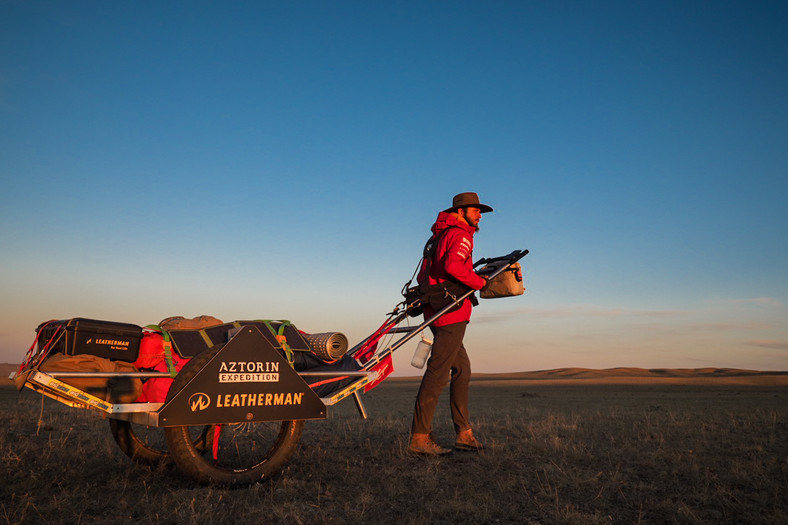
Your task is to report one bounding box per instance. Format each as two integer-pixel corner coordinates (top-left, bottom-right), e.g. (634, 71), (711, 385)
(401, 226), (463, 308)
(418, 226), (480, 308)
(419, 226), (463, 287)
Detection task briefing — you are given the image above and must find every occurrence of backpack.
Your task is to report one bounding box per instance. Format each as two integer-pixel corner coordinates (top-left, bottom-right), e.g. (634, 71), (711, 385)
(402, 227), (476, 317)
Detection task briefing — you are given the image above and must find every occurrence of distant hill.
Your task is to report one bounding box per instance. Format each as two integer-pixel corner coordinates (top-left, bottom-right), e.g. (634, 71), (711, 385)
(473, 367), (788, 379)
(466, 367), (788, 386)
(4, 362), (787, 387)
(389, 367), (788, 386)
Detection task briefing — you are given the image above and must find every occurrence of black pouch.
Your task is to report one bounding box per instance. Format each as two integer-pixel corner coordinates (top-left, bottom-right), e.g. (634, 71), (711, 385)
(423, 281), (476, 312)
(404, 285), (425, 317)
(404, 280), (476, 318)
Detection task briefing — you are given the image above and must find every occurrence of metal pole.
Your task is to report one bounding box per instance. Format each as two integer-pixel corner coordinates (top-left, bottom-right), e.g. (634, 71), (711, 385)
(362, 249), (528, 370)
(297, 371), (372, 377)
(46, 372), (173, 378)
(47, 371), (373, 378)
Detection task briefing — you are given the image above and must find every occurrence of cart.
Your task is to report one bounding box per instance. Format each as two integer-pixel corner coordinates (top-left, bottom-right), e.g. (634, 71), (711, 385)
(11, 249), (528, 487)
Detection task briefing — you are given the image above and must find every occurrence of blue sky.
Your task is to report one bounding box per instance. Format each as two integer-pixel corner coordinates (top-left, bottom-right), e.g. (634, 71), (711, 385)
(2, 1), (787, 373)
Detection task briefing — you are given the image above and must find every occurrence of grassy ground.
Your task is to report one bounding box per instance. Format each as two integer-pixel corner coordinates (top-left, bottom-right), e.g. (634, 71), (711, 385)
(1, 374), (787, 524)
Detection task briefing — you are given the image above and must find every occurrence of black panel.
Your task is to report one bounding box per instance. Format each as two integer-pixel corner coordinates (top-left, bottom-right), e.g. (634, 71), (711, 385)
(169, 330), (211, 358)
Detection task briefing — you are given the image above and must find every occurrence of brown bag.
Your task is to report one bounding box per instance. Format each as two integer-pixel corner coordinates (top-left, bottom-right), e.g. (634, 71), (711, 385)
(158, 315), (223, 331)
(40, 354), (143, 403)
(480, 262), (525, 299)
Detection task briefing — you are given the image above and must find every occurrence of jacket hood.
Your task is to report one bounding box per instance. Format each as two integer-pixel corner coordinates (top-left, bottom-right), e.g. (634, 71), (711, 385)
(430, 211), (476, 236)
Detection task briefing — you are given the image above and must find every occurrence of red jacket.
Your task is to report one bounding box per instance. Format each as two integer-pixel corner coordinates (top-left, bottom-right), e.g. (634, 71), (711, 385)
(418, 212), (486, 326)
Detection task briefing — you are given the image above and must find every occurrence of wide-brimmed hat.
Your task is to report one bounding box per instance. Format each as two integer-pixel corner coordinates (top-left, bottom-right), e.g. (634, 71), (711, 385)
(443, 192), (493, 213)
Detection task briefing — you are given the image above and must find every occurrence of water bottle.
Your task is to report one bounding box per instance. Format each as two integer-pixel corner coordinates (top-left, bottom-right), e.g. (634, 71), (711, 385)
(411, 334), (432, 369)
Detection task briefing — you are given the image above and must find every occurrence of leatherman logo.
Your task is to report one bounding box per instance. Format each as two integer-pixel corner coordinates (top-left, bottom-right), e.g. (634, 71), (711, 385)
(85, 338), (130, 349)
(189, 392), (211, 412)
(95, 338), (129, 347)
(215, 392), (304, 407)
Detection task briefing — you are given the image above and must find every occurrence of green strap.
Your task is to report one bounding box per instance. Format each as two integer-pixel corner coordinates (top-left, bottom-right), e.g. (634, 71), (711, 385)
(258, 319), (294, 367)
(163, 341), (177, 378)
(146, 325), (177, 378)
(276, 321), (294, 366)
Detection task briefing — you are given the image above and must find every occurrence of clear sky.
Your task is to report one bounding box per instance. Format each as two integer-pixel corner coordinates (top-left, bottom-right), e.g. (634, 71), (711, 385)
(2, 1), (787, 374)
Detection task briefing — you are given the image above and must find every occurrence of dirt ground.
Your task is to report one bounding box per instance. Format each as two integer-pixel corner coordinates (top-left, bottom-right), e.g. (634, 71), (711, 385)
(2, 366), (787, 524)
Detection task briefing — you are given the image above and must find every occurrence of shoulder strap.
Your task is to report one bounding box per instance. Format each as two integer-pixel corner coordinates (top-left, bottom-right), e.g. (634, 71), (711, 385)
(401, 226), (465, 302)
(420, 226), (462, 285)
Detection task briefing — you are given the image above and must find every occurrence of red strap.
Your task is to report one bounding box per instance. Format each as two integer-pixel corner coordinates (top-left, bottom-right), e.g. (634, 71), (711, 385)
(307, 376), (350, 389)
(212, 425), (222, 463)
(19, 321), (61, 372)
(354, 317), (399, 363)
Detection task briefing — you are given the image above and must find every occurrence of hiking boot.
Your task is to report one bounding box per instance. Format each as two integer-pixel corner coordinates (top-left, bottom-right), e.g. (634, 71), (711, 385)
(408, 433), (452, 455)
(455, 428), (484, 451)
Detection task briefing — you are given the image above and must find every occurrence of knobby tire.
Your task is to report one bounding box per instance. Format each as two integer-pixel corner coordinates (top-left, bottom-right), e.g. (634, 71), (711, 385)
(163, 343), (304, 487)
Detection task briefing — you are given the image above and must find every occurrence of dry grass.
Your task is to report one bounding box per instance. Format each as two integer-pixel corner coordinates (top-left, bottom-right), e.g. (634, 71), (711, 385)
(1, 370), (787, 524)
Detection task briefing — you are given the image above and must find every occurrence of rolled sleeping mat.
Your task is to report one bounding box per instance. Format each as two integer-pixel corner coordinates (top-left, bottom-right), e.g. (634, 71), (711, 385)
(302, 332), (349, 361)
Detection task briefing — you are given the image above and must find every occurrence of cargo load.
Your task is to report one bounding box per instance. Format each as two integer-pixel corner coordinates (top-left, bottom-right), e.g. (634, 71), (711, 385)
(138, 320), (354, 399)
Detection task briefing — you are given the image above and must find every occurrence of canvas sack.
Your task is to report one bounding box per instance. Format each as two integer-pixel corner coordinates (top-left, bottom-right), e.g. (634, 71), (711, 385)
(40, 353), (143, 403)
(480, 262), (524, 299)
(158, 315), (223, 331)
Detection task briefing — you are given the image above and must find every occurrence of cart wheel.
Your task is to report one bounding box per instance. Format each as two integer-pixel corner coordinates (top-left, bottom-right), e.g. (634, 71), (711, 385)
(109, 419), (214, 466)
(109, 419), (169, 465)
(163, 343), (304, 486)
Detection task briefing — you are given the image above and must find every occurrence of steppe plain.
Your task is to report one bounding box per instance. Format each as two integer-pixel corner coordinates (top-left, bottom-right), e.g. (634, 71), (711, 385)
(2, 364), (786, 524)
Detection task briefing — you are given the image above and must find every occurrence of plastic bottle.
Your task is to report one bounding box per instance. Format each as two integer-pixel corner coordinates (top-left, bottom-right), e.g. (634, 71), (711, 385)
(411, 334), (432, 369)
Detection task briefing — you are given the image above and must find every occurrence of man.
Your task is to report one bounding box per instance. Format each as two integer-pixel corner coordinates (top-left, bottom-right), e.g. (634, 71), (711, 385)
(408, 192), (493, 455)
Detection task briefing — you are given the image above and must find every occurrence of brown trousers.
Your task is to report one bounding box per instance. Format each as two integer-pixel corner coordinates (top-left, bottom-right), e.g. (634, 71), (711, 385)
(411, 321), (471, 435)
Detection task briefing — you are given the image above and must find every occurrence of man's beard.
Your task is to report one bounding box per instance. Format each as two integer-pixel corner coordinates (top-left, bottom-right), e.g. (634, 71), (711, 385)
(460, 211), (480, 232)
